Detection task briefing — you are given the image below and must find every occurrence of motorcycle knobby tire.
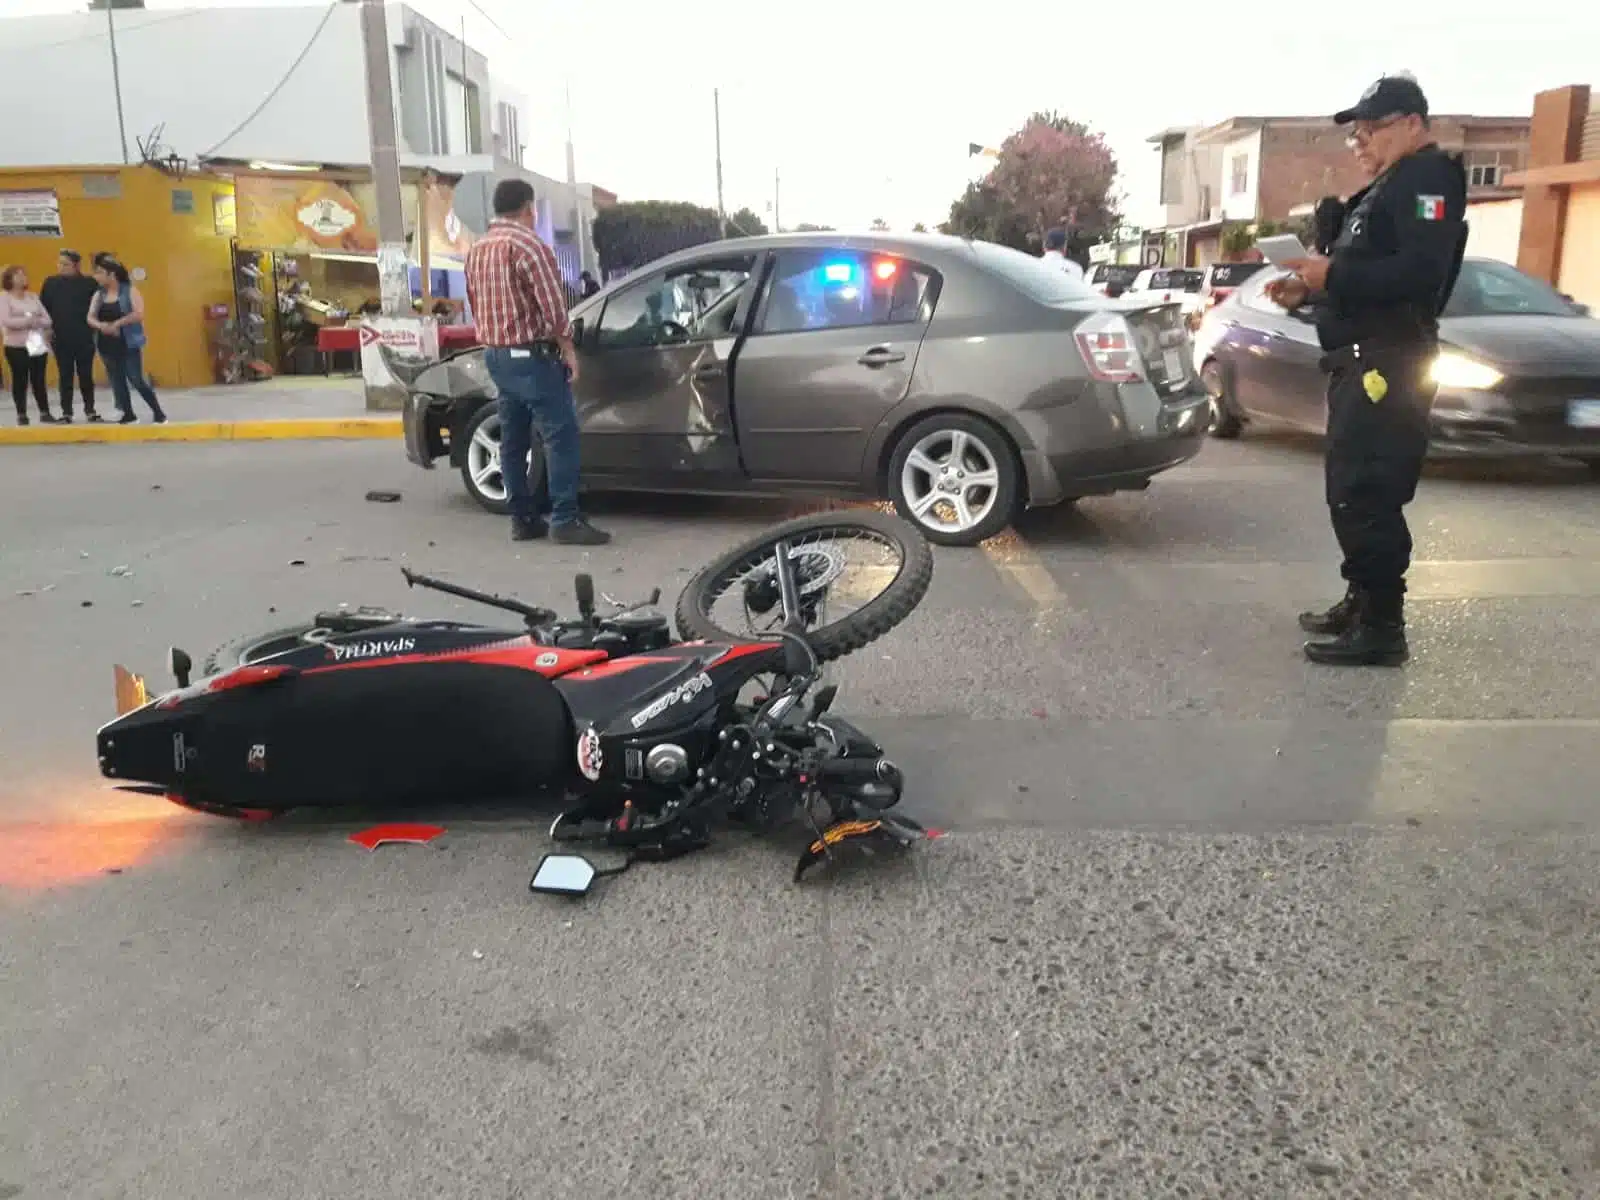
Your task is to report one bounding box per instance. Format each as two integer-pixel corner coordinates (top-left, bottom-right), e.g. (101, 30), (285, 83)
(674, 509), (934, 664)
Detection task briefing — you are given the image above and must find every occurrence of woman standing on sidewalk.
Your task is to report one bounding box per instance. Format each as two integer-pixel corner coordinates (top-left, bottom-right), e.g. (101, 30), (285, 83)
(87, 257), (166, 425)
(1, 265), (59, 425)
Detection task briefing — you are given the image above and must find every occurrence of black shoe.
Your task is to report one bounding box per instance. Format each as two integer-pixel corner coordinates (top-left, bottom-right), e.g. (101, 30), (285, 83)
(551, 519), (612, 546)
(60, 412), (75, 424)
(86, 411), (104, 423)
(152, 413), (168, 425)
(1304, 619), (1409, 667)
(15, 413), (28, 427)
(38, 412), (60, 424)
(118, 413), (137, 425)
(511, 517), (548, 542)
(1298, 585), (1361, 635)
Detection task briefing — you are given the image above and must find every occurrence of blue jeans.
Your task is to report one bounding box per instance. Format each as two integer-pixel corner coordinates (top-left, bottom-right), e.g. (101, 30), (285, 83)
(483, 347), (581, 526)
(101, 347), (164, 419)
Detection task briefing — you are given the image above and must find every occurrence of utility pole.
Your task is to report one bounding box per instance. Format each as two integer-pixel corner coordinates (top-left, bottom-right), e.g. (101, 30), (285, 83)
(359, 0), (410, 317)
(460, 16), (471, 154)
(713, 88), (726, 238)
(773, 168), (780, 233)
(103, 1), (130, 164)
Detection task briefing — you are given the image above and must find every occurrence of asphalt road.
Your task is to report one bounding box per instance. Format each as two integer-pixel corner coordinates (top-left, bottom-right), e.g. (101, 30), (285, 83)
(2, 436), (1597, 1198)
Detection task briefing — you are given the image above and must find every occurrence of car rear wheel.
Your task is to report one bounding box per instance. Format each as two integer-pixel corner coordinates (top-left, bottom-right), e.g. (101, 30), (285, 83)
(458, 403), (545, 516)
(1202, 360), (1243, 439)
(887, 413), (1020, 546)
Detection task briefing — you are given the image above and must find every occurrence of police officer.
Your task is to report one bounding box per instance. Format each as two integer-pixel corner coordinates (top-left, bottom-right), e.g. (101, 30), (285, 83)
(1268, 74), (1467, 667)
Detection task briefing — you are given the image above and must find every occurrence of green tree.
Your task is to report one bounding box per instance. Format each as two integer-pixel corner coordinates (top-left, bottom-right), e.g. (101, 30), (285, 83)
(725, 206), (769, 237)
(869, 217), (890, 231)
(911, 222), (928, 233)
(591, 200), (723, 272)
(939, 181), (1032, 251)
(793, 222), (834, 232)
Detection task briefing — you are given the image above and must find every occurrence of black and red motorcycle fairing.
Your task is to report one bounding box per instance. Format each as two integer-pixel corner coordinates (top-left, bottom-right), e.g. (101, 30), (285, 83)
(98, 510), (938, 878)
(99, 617), (782, 816)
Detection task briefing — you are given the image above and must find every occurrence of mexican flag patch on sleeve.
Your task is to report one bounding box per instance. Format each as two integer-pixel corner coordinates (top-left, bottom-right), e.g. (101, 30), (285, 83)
(1416, 195), (1446, 221)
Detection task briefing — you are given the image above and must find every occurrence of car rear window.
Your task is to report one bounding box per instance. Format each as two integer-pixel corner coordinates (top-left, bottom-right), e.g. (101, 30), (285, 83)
(1206, 262), (1266, 290)
(966, 240), (1099, 303)
(1150, 269), (1202, 292)
(1095, 264), (1141, 286)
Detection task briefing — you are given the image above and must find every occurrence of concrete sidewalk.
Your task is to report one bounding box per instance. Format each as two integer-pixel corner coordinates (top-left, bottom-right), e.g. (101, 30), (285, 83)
(0, 377), (399, 445)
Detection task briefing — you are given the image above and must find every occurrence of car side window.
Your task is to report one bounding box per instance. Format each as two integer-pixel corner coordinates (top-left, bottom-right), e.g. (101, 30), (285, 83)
(754, 249), (938, 336)
(595, 257), (756, 350)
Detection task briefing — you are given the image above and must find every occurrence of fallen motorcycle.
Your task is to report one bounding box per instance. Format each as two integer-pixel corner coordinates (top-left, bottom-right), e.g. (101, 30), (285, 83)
(97, 510), (936, 882)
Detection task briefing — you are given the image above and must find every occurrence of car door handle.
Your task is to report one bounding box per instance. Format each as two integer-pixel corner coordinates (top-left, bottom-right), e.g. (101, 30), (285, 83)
(858, 346), (906, 367)
(1266, 330), (1288, 340)
(692, 362), (726, 381)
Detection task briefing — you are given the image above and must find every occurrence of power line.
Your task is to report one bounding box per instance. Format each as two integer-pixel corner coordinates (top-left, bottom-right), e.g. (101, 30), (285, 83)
(0, 10), (202, 58)
(459, 0), (514, 44)
(198, 0), (342, 160)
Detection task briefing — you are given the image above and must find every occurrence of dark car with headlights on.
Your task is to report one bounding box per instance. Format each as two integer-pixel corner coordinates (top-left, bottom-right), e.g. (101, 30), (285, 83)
(1192, 257), (1600, 470)
(401, 232), (1210, 545)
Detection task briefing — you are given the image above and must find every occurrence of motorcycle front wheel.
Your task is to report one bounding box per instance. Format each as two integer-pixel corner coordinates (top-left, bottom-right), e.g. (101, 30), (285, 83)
(674, 509), (933, 664)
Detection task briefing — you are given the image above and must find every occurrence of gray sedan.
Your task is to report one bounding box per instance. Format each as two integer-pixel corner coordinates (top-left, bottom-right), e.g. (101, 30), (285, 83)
(402, 232), (1209, 546)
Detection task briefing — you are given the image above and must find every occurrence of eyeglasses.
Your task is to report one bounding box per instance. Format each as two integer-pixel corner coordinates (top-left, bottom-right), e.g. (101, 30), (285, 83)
(1345, 114), (1408, 148)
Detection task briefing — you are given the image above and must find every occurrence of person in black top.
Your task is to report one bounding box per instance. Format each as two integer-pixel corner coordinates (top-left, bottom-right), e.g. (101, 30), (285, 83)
(1268, 75), (1467, 667)
(579, 270), (600, 298)
(40, 250), (102, 423)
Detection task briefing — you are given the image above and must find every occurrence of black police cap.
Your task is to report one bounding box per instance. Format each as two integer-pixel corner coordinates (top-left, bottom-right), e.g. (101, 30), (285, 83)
(1334, 75), (1429, 125)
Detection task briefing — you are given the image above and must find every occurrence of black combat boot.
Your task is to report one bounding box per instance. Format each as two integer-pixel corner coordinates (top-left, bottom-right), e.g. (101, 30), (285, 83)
(1304, 589), (1408, 667)
(1297, 584), (1362, 635)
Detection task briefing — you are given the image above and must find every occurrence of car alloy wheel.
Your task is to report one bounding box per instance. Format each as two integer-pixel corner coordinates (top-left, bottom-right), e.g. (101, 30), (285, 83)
(458, 405), (542, 515)
(1201, 361), (1242, 439)
(466, 413), (508, 505)
(889, 414), (1019, 546)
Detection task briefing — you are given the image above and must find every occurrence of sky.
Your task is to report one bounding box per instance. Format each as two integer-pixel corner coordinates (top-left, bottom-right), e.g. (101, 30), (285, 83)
(10, 0), (1600, 231)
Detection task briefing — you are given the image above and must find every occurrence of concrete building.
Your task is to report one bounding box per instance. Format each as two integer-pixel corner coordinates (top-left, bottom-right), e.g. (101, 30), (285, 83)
(0, 2), (603, 276)
(1148, 113), (1532, 267)
(1505, 84), (1600, 312)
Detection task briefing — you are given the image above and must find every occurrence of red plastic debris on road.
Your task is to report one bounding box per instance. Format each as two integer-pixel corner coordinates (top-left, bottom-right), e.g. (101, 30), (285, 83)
(347, 823), (447, 851)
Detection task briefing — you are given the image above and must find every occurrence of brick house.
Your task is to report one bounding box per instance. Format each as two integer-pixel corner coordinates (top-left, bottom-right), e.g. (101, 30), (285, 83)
(1504, 84), (1600, 311)
(1149, 113), (1532, 267)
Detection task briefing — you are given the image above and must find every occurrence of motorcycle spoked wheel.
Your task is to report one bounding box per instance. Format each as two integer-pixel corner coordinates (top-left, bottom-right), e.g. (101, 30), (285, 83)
(674, 509), (933, 664)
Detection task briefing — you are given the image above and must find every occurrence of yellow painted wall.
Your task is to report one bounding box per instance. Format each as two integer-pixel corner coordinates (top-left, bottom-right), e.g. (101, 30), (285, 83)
(1556, 183), (1600, 313)
(0, 166), (235, 391)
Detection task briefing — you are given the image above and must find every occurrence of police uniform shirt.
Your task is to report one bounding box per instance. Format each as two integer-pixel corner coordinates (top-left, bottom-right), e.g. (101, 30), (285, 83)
(1315, 146), (1467, 352)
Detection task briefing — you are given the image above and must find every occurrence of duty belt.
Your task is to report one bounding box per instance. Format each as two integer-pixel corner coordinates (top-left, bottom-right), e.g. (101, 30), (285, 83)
(1318, 340), (1432, 374)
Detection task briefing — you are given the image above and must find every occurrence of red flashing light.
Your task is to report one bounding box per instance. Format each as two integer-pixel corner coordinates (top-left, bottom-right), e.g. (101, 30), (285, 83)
(873, 259), (898, 281)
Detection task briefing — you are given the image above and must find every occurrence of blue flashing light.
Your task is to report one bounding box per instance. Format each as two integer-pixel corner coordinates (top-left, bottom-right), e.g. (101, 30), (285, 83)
(822, 261), (854, 284)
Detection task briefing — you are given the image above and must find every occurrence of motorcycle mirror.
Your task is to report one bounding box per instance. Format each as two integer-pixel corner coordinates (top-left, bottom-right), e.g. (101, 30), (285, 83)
(647, 587), (661, 606)
(167, 646), (193, 689)
(529, 853), (599, 897)
(574, 573), (596, 621)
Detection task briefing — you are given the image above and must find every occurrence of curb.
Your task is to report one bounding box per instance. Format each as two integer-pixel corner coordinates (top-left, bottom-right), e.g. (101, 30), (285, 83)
(0, 417), (403, 446)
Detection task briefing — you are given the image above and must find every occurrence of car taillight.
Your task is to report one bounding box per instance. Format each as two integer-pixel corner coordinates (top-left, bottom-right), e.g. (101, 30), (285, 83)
(1073, 312), (1144, 384)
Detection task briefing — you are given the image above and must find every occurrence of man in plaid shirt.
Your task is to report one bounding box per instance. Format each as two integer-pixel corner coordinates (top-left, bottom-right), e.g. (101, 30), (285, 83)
(465, 178), (610, 545)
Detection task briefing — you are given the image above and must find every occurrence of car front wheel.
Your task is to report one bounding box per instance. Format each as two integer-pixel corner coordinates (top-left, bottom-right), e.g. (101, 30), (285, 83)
(887, 413), (1020, 546)
(458, 404), (544, 516)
